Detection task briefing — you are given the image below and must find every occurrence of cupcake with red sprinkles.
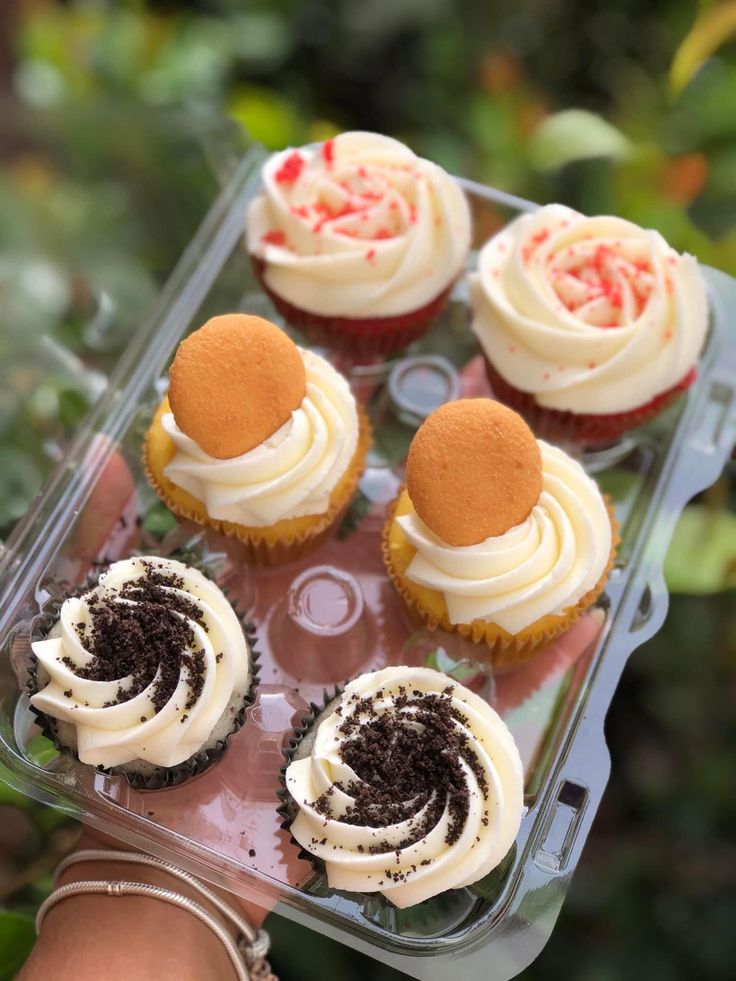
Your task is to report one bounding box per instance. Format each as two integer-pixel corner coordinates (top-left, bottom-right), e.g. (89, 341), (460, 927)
(470, 204), (708, 443)
(246, 131), (472, 356)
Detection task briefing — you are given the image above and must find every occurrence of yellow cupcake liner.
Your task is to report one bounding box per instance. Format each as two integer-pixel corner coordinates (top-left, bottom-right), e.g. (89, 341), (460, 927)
(143, 397), (373, 566)
(381, 487), (619, 670)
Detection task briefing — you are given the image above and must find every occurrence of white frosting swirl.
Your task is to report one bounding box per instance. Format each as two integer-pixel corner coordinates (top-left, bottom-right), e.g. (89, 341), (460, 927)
(30, 557), (251, 768)
(398, 442), (611, 633)
(246, 131), (471, 317)
(470, 204), (708, 413)
(286, 666), (523, 908)
(162, 348), (359, 527)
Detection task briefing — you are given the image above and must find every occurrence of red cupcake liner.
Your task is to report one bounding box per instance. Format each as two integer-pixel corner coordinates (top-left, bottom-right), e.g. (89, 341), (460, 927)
(484, 358), (697, 445)
(251, 256), (452, 358)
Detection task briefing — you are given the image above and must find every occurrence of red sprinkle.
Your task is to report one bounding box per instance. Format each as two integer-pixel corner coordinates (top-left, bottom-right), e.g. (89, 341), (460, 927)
(587, 361), (597, 370)
(365, 248), (376, 262)
(261, 230), (286, 246)
(609, 283), (623, 309)
(663, 329), (673, 341)
(275, 151), (305, 184)
(322, 139), (335, 167)
(374, 228), (393, 240)
(543, 372), (551, 380)
(522, 230), (549, 264)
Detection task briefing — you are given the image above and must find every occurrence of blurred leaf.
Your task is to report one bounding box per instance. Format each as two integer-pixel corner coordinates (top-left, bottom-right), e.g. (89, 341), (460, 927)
(0, 911), (35, 981)
(228, 13), (293, 69)
(142, 501), (178, 539)
(337, 489), (371, 539)
(665, 505), (736, 593)
(57, 389), (90, 428)
(0, 775), (26, 807)
(138, 19), (229, 105)
(670, 2), (736, 96)
(595, 468), (640, 505)
(528, 110), (632, 171)
(0, 449), (43, 527)
(227, 85), (303, 148)
(24, 732), (59, 769)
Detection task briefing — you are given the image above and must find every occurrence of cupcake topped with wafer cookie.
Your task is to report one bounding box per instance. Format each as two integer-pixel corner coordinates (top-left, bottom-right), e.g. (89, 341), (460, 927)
(145, 314), (372, 565)
(382, 398), (616, 667)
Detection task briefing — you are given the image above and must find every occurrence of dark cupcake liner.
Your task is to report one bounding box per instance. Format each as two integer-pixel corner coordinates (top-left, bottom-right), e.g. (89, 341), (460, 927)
(484, 356), (698, 445)
(26, 558), (260, 791)
(252, 255), (453, 358)
(276, 684), (345, 875)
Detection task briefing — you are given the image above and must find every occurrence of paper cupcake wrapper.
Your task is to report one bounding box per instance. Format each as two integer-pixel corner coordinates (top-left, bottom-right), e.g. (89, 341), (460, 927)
(381, 491), (620, 671)
(276, 685), (345, 879)
(144, 402), (373, 567)
(26, 559), (261, 791)
(484, 357), (697, 445)
(252, 256), (453, 358)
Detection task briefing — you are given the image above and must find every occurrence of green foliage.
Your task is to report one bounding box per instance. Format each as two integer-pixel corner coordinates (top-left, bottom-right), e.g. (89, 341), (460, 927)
(2, 2), (736, 978)
(665, 504), (736, 593)
(0, 912), (35, 981)
(528, 110), (632, 171)
(141, 500), (178, 540)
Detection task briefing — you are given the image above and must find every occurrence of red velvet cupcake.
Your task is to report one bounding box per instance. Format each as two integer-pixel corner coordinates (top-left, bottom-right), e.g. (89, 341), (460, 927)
(246, 131), (471, 358)
(470, 204), (708, 444)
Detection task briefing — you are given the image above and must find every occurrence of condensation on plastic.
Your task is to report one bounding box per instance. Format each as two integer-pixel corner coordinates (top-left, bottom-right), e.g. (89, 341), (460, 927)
(1, 147), (736, 981)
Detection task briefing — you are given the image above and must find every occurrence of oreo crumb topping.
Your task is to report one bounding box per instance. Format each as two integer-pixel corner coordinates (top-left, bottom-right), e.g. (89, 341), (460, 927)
(310, 686), (488, 857)
(58, 561), (206, 715)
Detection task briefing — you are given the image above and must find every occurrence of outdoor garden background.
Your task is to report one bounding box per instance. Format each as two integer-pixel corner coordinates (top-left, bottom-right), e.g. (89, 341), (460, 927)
(1, 1), (735, 978)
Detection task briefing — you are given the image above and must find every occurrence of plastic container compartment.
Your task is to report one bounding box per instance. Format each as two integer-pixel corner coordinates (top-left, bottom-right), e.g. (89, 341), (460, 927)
(2, 147), (736, 981)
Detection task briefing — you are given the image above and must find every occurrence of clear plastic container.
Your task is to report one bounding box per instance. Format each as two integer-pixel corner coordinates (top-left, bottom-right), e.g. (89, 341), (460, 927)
(2, 147), (736, 981)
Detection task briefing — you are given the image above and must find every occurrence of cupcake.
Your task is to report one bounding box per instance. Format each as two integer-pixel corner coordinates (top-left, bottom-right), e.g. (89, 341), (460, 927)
(144, 313), (372, 565)
(28, 556), (256, 789)
(382, 399), (617, 668)
(470, 204), (708, 443)
(282, 666), (523, 909)
(246, 131), (472, 356)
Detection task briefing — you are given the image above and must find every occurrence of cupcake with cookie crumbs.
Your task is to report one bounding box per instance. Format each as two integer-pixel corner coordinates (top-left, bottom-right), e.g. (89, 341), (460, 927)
(246, 131), (472, 356)
(282, 666), (523, 908)
(144, 313), (371, 564)
(382, 399), (617, 668)
(470, 204), (708, 443)
(29, 556), (256, 789)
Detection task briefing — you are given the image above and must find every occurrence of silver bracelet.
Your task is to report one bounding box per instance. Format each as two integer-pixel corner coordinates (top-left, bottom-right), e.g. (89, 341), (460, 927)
(37, 849), (276, 981)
